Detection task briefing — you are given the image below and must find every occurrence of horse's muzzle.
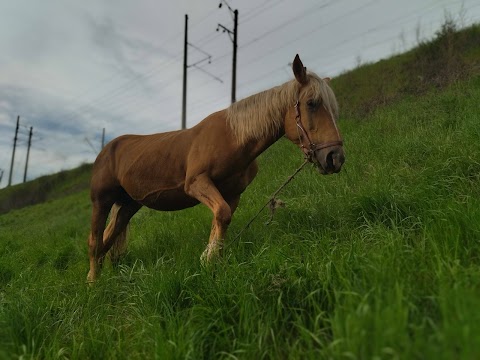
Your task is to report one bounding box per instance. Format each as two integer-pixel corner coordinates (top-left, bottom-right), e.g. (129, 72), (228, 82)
(315, 145), (345, 175)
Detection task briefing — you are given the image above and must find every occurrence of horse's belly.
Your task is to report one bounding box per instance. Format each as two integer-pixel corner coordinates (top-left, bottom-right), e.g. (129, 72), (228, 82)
(139, 188), (200, 211)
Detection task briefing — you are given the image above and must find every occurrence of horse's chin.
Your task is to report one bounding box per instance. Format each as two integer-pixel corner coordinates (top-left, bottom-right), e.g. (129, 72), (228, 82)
(313, 160), (328, 175)
(315, 161), (337, 175)
(316, 165), (329, 175)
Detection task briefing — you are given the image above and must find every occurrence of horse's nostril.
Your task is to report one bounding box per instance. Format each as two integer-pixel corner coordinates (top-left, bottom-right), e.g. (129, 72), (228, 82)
(325, 149), (345, 173)
(326, 151), (335, 169)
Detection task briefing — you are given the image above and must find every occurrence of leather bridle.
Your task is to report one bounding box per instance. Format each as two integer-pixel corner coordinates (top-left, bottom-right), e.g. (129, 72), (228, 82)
(294, 100), (343, 163)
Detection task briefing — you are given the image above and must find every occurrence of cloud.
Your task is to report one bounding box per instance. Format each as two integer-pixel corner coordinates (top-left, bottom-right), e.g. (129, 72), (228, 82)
(85, 13), (179, 95)
(0, 84), (99, 184)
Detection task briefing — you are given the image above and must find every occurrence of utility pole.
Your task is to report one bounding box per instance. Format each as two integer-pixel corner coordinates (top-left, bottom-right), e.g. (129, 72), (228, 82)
(181, 14), (221, 130)
(0, 169), (4, 186)
(8, 116), (20, 186)
(101, 128), (106, 149)
(23, 126), (33, 183)
(232, 9), (238, 103)
(217, 1), (238, 104)
(182, 14), (188, 130)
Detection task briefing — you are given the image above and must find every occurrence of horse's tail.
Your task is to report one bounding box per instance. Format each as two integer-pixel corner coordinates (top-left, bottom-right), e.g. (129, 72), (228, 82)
(106, 203), (129, 267)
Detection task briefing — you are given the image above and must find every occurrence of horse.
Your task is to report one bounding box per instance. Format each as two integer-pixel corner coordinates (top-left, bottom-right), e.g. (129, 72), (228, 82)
(86, 54), (345, 282)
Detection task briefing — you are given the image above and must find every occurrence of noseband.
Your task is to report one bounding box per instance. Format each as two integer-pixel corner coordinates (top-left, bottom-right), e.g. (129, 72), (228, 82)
(294, 100), (343, 163)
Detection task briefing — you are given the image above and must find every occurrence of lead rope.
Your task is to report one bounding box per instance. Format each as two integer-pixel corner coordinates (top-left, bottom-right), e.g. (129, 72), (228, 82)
(226, 158), (310, 249)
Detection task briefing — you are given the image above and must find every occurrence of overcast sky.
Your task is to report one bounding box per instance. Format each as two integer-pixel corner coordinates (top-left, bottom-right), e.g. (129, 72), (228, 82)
(0, 0), (479, 188)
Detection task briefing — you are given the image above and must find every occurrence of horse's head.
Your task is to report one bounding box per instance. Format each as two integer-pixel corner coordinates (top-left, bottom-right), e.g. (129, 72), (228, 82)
(284, 55), (345, 175)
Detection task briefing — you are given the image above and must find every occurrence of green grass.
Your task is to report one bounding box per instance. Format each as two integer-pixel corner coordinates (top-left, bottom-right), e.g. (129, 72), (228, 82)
(1, 24), (480, 359)
(0, 163), (92, 215)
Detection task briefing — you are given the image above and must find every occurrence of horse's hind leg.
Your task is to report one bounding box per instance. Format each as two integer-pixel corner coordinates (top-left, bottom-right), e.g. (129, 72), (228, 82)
(102, 201), (142, 267)
(87, 200), (112, 283)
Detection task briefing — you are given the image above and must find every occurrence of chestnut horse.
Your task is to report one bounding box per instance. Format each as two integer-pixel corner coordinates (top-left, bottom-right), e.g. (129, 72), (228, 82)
(87, 55), (344, 282)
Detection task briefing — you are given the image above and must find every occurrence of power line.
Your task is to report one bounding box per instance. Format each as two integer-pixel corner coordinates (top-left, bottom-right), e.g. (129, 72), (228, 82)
(59, 6), (236, 124)
(60, 6), (221, 110)
(182, 13), (225, 129)
(49, 1), (382, 129)
(83, 1), (479, 127)
(240, 0), (341, 49)
(186, 2), (479, 115)
(55, 4), (230, 127)
(241, 0), (287, 24)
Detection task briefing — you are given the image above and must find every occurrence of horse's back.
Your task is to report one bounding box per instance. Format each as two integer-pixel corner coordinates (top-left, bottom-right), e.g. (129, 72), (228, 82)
(91, 131), (192, 201)
(89, 110), (256, 208)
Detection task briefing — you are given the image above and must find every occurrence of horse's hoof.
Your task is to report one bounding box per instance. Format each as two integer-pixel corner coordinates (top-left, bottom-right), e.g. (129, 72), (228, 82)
(200, 249), (210, 267)
(86, 271), (97, 285)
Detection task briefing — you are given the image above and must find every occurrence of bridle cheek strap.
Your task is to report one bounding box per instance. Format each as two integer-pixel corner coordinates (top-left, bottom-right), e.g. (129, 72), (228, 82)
(294, 100), (343, 163)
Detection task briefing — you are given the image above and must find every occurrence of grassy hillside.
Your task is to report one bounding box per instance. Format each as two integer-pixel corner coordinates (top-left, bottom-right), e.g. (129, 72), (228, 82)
(0, 164), (92, 215)
(0, 23), (479, 359)
(333, 21), (480, 117)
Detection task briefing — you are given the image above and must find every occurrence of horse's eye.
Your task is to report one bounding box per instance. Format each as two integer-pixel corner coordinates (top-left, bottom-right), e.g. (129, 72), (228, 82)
(306, 99), (318, 108)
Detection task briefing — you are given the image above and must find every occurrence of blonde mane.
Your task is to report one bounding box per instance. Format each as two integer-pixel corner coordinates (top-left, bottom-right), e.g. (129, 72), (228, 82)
(226, 72), (338, 145)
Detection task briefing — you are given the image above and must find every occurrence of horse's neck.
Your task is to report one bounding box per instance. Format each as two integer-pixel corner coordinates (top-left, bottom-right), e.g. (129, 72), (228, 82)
(227, 86), (293, 161)
(241, 117), (286, 162)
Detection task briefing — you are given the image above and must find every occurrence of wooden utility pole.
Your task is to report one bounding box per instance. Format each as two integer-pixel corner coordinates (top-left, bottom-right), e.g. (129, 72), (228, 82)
(0, 169), (4, 186)
(232, 9), (238, 104)
(218, 3), (238, 104)
(181, 15), (219, 129)
(8, 116), (20, 186)
(181, 14), (188, 130)
(101, 128), (106, 149)
(23, 126), (33, 183)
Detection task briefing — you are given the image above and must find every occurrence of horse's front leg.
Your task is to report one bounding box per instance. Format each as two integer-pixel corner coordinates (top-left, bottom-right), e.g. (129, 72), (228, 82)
(185, 174), (234, 262)
(201, 195), (240, 262)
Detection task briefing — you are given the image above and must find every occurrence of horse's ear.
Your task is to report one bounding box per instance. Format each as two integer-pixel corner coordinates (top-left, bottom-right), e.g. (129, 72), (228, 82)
(292, 54), (308, 85)
(323, 77), (331, 83)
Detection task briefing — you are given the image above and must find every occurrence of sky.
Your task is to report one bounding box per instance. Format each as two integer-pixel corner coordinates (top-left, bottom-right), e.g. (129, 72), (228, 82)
(0, 0), (479, 188)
